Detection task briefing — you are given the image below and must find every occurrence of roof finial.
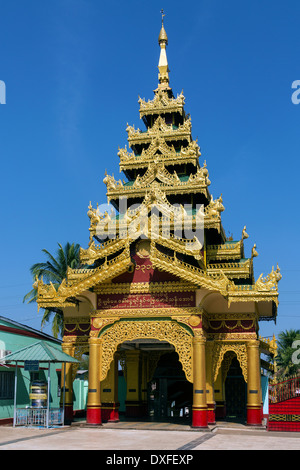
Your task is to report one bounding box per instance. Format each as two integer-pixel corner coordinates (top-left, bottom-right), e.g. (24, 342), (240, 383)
(158, 9), (170, 89)
(158, 9), (168, 45)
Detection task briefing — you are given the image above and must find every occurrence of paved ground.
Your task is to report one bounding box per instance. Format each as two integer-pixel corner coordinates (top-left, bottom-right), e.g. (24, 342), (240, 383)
(0, 420), (299, 451)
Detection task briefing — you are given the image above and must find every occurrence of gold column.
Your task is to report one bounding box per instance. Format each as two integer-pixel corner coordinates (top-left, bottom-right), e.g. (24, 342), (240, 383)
(125, 350), (144, 417)
(141, 352), (149, 415)
(61, 342), (74, 424)
(246, 340), (262, 426)
(206, 340), (216, 424)
(86, 337), (102, 425)
(100, 356), (119, 422)
(192, 337), (208, 428)
(214, 369), (226, 419)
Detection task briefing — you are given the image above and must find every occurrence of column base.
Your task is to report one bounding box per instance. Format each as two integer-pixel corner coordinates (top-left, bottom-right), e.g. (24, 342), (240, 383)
(192, 407), (208, 428)
(101, 403), (120, 423)
(64, 404), (73, 425)
(247, 407), (262, 426)
(86, 406), (102, 425)
(207, 405), (216, 425)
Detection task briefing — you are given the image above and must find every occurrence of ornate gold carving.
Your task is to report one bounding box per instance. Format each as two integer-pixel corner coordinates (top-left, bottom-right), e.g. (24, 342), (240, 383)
(93, 281), (197, 295)
(212, 342), (248, 383)
(138, 89), (185, 117)
(36, 244), (132, 308)
(103, 171), (123, 191)
(94, 306), (202, 319)
(93, 317), (104, 329)
(222, 351), (236, 380)
(135, 239), (151, 258)
(254, 264), (282, 291)
(108, 159), (210, 200)
(207, 258), (252, 280)
(150, 242), (230, 296)
(80, 238), (128, 265)
(207, 240), (243, 262)
(99, 320), (193, 382)
(188, 315), (201, 327)
(126, 115), (192, 146)
(205, 195), (224, 218)
(118, 136), (200, 171)
(208, 332), (257, 341)
(155, 233), (204, 263)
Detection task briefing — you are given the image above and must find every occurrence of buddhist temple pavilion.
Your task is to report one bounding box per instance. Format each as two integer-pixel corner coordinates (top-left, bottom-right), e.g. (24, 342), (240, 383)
(35, 16), (280, 428)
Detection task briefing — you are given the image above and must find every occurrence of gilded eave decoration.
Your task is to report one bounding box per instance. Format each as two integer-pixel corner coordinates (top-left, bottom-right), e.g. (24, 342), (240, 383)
(206, 258), (253, 280)
(118, 137), (200, 171)
(35, 243), (132, 309)
(105, 160), (211, 200)
(79, 237), (128, 265)
(35, 235), (281, 310)
(86, 190), (225, 245)
(126, 115), (192, 146)
(138, 89), (185, 117)
(207, 240), (244, 262)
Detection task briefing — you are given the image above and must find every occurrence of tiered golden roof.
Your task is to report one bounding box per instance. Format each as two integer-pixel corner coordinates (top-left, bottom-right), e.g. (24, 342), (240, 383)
(35, 17), (281, 323)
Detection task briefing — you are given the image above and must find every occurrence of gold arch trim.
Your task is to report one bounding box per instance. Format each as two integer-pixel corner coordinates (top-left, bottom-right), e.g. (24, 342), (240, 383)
(99, 320), (193, 383)
(212, 342), (248, 383)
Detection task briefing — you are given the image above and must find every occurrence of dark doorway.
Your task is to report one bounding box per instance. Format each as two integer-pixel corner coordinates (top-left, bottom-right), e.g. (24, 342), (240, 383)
(148, 352), (192, 422)
(225, 357), (247, 421)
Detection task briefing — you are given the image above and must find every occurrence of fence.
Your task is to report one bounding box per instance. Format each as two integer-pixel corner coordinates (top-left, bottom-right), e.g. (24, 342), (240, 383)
(268, 375), (300, 432)
(269, 376), (300, 403)
(15, 407), (64, 427)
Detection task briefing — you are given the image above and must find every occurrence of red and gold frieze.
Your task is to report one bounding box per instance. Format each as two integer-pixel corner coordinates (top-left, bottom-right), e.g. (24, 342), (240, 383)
(207, 319), (255, 334)
(97, 291), (195, 310)
(64, 318), (90, 337)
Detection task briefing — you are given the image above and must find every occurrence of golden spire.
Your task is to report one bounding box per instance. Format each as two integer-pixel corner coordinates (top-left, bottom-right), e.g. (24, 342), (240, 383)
(158, 9), (170, 89)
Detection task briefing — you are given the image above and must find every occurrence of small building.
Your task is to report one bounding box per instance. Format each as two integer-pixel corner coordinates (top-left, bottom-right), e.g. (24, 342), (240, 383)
(0, 316), (85, 425)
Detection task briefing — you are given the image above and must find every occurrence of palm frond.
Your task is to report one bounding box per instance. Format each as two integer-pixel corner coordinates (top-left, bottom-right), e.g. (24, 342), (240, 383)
(23, 288), (37, 304)
(24, 241), (81, 338)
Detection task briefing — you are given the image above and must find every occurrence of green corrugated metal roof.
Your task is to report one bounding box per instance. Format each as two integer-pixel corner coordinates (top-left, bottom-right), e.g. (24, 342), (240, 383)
(1, 341), (79, 363)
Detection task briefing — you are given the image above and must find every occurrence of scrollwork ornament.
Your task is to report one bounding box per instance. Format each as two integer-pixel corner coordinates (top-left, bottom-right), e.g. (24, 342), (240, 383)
(99, 320), (193, 382)
(212, 342), (248, 383)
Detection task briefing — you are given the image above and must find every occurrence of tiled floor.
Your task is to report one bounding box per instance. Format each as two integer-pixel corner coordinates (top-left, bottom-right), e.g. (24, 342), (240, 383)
(0, 420), (299, 450)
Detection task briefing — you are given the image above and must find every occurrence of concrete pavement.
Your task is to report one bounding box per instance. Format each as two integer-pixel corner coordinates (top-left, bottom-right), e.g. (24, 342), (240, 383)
(0, 420), (299, 450)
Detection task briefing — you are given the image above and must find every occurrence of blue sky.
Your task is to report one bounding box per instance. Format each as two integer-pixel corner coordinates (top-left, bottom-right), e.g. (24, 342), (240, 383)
(0, 0), (299, 340)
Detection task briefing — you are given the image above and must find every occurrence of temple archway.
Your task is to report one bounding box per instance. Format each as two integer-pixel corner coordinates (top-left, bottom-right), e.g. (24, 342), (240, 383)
(98, 319), (194, 383)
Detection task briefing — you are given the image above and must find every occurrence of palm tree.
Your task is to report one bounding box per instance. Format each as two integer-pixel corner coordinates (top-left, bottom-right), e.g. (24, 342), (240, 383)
(275, 329), (300, 380)
(23, 242), (80, 338)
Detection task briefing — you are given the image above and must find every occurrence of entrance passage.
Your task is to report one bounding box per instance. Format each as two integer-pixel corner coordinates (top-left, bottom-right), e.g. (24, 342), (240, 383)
(149, 352), (193, 422)
(117, 340), (192, 423)
(225, 357), (247, 421)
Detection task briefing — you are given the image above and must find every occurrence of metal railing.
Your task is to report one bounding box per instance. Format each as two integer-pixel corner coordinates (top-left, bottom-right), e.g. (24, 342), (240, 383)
(269, 376), (300, 403)
(15, 407), (64, 427)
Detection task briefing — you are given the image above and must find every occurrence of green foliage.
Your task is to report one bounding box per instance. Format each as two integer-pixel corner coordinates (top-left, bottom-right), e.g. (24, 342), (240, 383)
(275, 329), (300, 380)
(23, 242), (80, 338)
